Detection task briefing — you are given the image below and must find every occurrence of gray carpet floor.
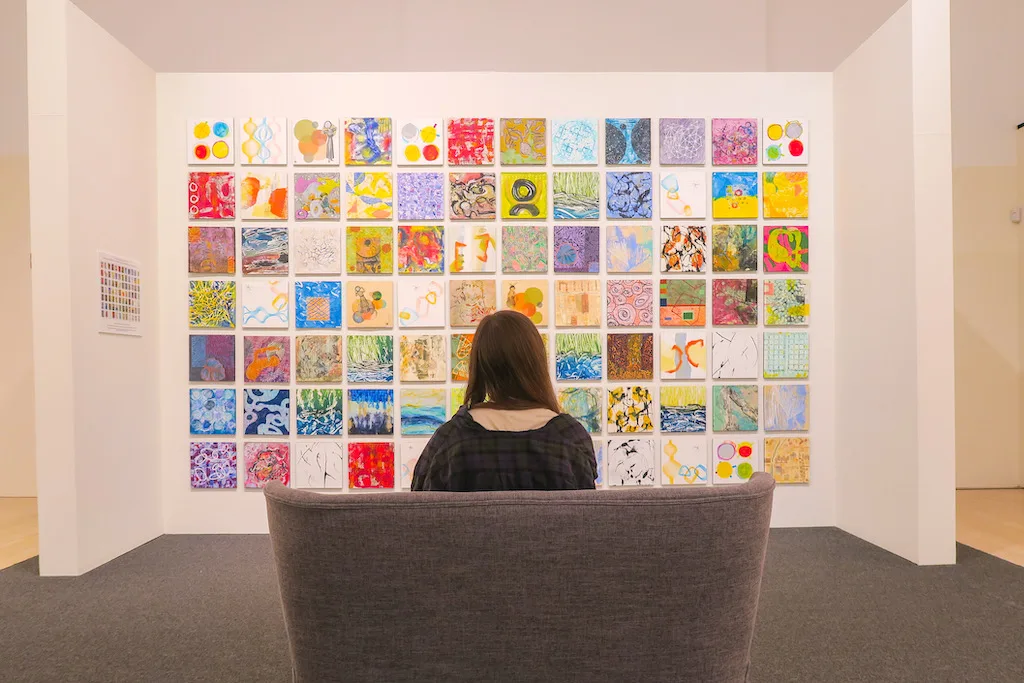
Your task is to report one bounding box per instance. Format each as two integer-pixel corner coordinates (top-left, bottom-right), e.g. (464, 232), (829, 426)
(2, 528), (1023, 682)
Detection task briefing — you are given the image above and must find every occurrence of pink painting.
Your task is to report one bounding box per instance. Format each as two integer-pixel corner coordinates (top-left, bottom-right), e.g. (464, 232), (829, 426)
(712, 119), (758, 166)
(244, 442), (290, 488)
(763, 225), (809, 273)
(447, 118), (495, 165)
(188, 171), (235, 219)
(607, 279), (654, 327)
(712, 279), (759, 326)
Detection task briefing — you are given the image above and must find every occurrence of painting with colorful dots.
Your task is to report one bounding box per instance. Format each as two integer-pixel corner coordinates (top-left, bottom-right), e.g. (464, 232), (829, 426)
(763, 119), (808, 165)
(348, 441), (395, 488)
(345, 117), (392, 165)
(398, 119), (444, 166)
(188, 171), (235, 220)
(346, 225), (393, 274)
(292, 117), (339, 165)
(763, 171), (809, 219)
(244, 442), (290, 488)
(764, 437), (810, 484)
(190, 442), (237, 489)
(711, 172), (758, 219)
(346, 172), (394, 220)
(551, 118), (598, 165)
(346, 280), (393, 328)
(712, 385), (759, 432)
(712, 438), (758, 484)
(711, 118), (757, 166)
(605, 118), (651, 165)
(764, 225), (809, 272)
(661, 437), (708, 486)
(607, 438), (656, 485)
(447, 118), (495, 165)
(188, 118), (234, 164)
(500, 118), (547, 165)
(239, 116), (286, 165)
(398, 225), (444, 274)
(502, 279), (547, 325)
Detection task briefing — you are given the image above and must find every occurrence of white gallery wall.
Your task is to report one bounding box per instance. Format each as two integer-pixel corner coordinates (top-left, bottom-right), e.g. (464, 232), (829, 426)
(27, 0), (162, 575)
(157, 72), (836, 533)
(834, 0), (956, 564)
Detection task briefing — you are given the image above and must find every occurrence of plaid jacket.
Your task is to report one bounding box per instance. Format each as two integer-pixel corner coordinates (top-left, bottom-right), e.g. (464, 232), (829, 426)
(411, 407), (597, 492)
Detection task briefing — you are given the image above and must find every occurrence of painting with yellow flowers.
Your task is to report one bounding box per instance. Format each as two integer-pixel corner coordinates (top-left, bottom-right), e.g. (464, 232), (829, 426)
(607, 386), (655, 433)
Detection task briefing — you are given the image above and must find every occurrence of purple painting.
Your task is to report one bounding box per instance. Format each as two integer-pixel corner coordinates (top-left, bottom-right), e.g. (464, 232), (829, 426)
(659, 118), (705, 165)
(553, 225), (601, 273)
(396, 172), (444, 221)
(190, 442), (238, 489)
(189, 334), (236, 382)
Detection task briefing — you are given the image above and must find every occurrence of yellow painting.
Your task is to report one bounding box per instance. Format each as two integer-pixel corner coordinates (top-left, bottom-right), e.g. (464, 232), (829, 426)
(346, 226), (393, 274)
(711, 172), (758, 220)
(500, 118), (547, 165)
(764, 437), (810, 484)
(346, 172), (393, 220)
(762, 172), (809, 219)
(500, 172), (548, 220)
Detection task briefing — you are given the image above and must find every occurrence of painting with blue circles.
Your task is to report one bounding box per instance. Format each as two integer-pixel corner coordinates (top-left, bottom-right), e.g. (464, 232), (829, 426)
(189, 388), (236, 435)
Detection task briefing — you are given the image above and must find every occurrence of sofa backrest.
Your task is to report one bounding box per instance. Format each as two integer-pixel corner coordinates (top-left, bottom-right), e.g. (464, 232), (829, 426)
(265, 473), (775, 683)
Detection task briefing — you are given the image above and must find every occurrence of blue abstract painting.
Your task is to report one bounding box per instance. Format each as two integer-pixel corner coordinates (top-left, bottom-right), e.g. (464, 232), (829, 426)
(555, 333), (602, 381)
(607, 172), (653, 219)
(605, 118), (651, 165)
(551, 118), (599, 165)
(295, 280), (342, 329)
(297, 388), (345, 436)
(348, 389), (395, 435)
(244, 388), (290, 436)
(606, 225), (653, 273)
(396, 172), (444, 220)
(400, 389), (446, 436)
(189, 388), (236, 435)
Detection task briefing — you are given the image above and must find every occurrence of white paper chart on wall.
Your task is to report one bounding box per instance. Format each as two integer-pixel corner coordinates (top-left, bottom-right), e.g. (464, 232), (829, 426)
(98, 251), (142, 336)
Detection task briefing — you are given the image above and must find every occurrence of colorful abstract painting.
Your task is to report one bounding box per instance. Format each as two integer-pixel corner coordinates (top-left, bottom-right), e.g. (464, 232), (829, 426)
(450, 279), (497, 327)
(188, 226), (235, 274)
(551, 118), (598, 165)
(347, 334), (393, 383)
(447, 118), (494, 165)
(244, 388), (290, 435)
(711, 331), (759, 380)
(398, 280), (445, 328)
(189, 388), (236, 435)
(607, 172), (653, 219)
(763, 172), (809, 219)
(713, 438), (758, 484)
(190, 442), (237, 489)
(660, 331), (707, 380)
(449, 225), (497, 273)
(607, 279), (654, 327)
(295, 280), (342, 329)
(711, 172), (759, 219)
(189, 281), (235, 329)
(606, 225), (653, 273)
(763, 119), (808, 165)
(188, 118), (233, 164)
(243, 335), (290, 383)
(553, 172), (599, 220)
(396, 172), (444, 220)
(764, 437), (810, 484)
(764, 331), (810, 379)
(346, 281), (393, 328)
(292, 117), (339, 165)
(346, 172), (394, 220)
(659, 171), (706, 219)
(189, 334), (235, 382)
(292, 225), (341, 274)
(661, 225), (707, 273)
(297, 388), (345, 436)
(345, 117), (392, 165)
(712, 279), (758, 326)
(555, 333), (602, 380)
(294, 441), (345, 489)
(449, 173), (497, 220)
(346, 225), (393, 274)
(501, 172), (548, 220)
(712, 118), (758, 165)
(501, 225), (548, 273)
(401, 389), (446, 436)
(661, 386), (707, 433)
(559, 387), (601, 434)
(239, 172), (288, 220)
(398, 119), (443, 165)
(711, 224), (757, 272)
(712, 385), (759, 432)
(554, 279), (601, 327)
(241, 227), (288, 275)
(348, 442), (395, 489)
(503, 279), (547, 325)
(764, 226), (809, 272)
(661, 437), (708, 486)
(500, 118), (546, 165)
(400, 441), (426, 489)
(294, 172), (342, 220)
(188, 171), (234, 219)
(244, 442), (290, 488)
(764, 385), (810, 432)
(607, 438), (656, 485)
(398, 225), (444, 273)
(399, 334), (446, 382)
(608, 333), (654, 380)
(552, 226), (600, 273)
(764, 279), (809, 326)
(240, 117), (286, 165)
(605, 118), (651, 165)
(659, 118), (705, 165)
(450, 333), (473, 381)
(659, 279), (706, 327)
(348, 389), (395, 435)
(242, 280), (289, 329)
(295, 334), (343, 383)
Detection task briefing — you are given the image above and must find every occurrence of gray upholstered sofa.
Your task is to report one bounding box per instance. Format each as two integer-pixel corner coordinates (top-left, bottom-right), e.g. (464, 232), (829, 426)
(265, 473), (774, 683)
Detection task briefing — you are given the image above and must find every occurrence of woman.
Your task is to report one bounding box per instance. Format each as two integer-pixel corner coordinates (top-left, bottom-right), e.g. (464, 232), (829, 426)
(411, 310), (597, 491)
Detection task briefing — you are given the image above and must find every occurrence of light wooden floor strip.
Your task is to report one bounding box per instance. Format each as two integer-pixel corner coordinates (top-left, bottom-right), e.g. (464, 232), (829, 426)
(956, 488), (1024, 567)
(0, 497), (38, 571)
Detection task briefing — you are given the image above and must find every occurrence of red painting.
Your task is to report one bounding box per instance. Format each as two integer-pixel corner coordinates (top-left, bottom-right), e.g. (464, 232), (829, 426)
(348, 442), (395, 489)
(244, 442), (290, 489)
(189, 171), (235, 219)
(447, 118), (495, 166)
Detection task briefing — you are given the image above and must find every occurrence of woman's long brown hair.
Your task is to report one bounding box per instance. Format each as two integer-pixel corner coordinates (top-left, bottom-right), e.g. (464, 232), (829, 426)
(464, 310), (560, 413)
